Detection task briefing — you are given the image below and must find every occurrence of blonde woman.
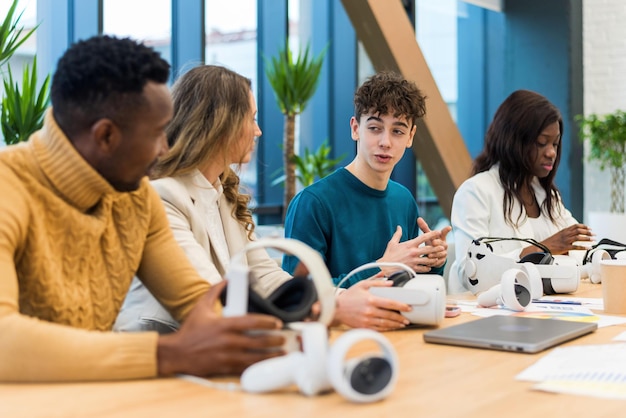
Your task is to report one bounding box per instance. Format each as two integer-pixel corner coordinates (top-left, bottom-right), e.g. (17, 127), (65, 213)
(115, 65), (291, 332)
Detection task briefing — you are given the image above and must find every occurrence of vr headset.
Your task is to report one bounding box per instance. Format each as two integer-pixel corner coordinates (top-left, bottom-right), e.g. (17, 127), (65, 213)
(221, 238), (335, 325)
(219, 275), (318, 323)
(581, 238), (626, 283)
(463, 237), (579, 295)
(339, 262), (446, 326)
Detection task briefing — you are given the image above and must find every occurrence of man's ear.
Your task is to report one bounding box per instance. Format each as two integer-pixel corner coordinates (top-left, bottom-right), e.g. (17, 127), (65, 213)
(90, 118), (121, 155)
(406, 124), (417, 148)
(350, 116), (360, 141)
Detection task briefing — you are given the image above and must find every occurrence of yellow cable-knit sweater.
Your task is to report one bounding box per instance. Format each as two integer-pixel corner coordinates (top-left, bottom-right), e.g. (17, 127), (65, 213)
(0, 110), (210, 382)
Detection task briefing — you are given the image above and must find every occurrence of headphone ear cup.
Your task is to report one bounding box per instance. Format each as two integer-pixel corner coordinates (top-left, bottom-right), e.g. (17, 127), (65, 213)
(327, 329), (398, 403)
(341, 355), (394, 397)
(223, 238), (336, 325)
(246, 276), (318, 322)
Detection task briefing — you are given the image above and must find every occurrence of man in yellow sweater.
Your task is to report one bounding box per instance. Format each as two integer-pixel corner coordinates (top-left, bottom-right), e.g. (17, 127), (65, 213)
(0, 35), (284, 382)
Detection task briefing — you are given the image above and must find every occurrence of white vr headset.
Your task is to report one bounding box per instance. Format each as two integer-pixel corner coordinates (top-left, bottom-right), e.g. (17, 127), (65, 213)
(581, 238), (626, 284)
(463, 237), (579, 297)
(339, 262), (446, 326)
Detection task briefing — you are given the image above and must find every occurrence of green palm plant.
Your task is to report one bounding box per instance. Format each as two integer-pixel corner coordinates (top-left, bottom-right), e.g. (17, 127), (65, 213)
(1, 57), (50, 144)
(577, 110), (626, 213)
(0, 0), (36, 67)
(264, 42), (326, 219)
(1, 0), (49, 145)
(271, 139), (345, 188)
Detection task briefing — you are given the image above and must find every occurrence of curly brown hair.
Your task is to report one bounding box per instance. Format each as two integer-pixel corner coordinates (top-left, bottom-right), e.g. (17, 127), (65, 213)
(152, 65), (255, 238)
(353, 70), (426, 125)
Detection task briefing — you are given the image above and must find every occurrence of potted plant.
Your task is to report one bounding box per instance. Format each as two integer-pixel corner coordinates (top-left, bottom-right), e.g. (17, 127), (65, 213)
(264, 41), (326, 220)
(0, 0), (34, 66)
(271, 139), (345, 188)
(577, 110), (626, 242)
(1, 0), (50, 145)
(577, 110), (626, 212)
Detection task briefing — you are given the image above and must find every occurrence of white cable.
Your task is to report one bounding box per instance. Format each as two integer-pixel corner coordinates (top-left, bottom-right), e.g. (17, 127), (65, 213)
(334, 261), (416, 292)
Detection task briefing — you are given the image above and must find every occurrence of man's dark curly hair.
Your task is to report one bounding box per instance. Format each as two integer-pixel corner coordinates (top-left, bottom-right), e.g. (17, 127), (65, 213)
(353, 70), (426, 126)
(51, 35), (170, 138)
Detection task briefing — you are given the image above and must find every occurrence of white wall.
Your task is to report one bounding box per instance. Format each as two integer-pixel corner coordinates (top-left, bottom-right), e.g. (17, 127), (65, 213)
(582, 0), (626, 219)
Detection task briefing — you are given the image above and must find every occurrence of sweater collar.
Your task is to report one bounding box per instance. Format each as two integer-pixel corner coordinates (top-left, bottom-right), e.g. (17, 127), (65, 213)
(31, 109), (116, 212)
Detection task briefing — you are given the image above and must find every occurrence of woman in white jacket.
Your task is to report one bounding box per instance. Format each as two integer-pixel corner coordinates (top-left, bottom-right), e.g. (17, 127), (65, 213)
(448, 90), (593, 294)
(115, 65), (292, 332)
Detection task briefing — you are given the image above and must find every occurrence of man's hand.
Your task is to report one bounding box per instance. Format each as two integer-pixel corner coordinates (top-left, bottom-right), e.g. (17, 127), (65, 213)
(157, 281), (285, 377)
(378, 224), (446, 273)
(334, 278), (411, 331)
(417, 217), (452, 268)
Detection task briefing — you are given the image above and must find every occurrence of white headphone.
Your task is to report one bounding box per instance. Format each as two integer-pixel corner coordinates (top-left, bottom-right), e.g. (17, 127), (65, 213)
(240, 321), (398, 403)
(223, 238), (336, 325)
(339, 262), (446, 326)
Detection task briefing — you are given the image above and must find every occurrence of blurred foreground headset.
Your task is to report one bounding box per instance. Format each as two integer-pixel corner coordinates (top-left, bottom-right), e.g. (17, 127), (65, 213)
(338, 262), (446, 326)
(464, 237), (578, 295)
(219, 238), (398, 403)
(241, 321), (398, 403)
(221, 238), (335, 325)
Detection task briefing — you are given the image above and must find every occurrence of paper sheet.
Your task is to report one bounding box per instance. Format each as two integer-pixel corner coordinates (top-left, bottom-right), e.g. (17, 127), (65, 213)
(451, 297), (626, 328)
(517, 343), (626, 400)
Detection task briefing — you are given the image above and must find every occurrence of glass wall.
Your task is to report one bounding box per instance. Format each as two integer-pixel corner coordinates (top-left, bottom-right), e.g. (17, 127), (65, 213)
(102, 0), (171, 63)
(205, 0), (259, 204)
(414, 0), (458, 229)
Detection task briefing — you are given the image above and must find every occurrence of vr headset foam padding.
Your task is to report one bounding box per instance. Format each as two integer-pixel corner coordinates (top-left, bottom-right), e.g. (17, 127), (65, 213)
(219, 275), (318, 323)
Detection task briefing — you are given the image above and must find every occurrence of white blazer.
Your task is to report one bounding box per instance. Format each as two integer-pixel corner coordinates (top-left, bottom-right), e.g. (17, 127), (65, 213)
(114, 170), (291, 332)
(448, 165), (578, 294)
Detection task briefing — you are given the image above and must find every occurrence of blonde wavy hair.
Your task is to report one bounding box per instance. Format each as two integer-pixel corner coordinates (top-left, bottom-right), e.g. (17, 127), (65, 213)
(153, 65), (255, 238)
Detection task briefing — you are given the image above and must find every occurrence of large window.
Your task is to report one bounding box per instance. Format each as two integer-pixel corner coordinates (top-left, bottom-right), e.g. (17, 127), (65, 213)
(414, 0), (458, 229)
(205, 0), (259, 202)
(102, 0), (171, 63)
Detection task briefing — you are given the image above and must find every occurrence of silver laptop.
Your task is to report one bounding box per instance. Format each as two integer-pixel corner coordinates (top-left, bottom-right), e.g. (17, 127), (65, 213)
(423, 315), (597, 353)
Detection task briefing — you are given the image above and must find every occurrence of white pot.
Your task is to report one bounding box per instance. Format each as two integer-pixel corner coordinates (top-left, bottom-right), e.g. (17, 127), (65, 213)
(587, 211), (626, 244)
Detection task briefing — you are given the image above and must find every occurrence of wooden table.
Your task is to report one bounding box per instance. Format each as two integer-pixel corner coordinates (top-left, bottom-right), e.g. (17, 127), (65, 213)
(2, 282), (624, 418)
